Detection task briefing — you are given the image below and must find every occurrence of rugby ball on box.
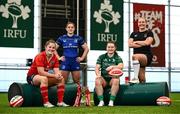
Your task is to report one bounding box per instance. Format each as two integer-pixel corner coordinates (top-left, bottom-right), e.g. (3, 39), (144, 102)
(9, 95), (24, 107)
(156, 96), (171, 106)
(108, 68), (123, 77)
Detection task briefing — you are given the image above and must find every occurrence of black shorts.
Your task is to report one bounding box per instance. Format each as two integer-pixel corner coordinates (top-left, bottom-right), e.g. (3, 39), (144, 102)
(103, 76), (112, 83)
(145, 54), (153, 66)
(26, 75), (35, 85)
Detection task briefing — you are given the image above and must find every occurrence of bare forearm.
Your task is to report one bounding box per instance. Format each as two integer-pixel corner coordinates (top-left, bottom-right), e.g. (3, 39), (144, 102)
(134, 41), (147, 46)
(108, 64), (123, 71)
(95, 66), (101, 77)
(129, 42), (142, 48)
(128, 38), (142, 48)
(53, 68), (60, 75)
(134, 37), (153, 46)
(54, 50), (60, 60)
(39, 71), (55, 78)
(81, 46), (89, 60)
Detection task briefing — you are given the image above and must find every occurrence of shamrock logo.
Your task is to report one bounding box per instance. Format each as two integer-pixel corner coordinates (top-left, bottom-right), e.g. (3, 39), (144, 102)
(93, 0), (121, 33)
(0, 0), (31, 28)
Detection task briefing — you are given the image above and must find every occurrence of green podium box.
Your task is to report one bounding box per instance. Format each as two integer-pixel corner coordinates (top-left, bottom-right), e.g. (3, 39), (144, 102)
(8, 83), (78, 106)
(94, 82), (169, 106)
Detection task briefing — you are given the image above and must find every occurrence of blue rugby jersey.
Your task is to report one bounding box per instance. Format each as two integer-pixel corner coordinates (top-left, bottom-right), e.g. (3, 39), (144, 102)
(56, 34), (85, 57)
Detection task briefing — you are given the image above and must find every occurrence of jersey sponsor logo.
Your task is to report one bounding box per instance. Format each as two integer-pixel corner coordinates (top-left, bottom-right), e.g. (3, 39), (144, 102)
(63, 45), (78, 48)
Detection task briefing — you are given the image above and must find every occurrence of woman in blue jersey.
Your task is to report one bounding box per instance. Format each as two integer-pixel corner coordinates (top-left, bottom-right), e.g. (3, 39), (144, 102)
(128, 17), (154, 83)
(55, 22), (89, 106)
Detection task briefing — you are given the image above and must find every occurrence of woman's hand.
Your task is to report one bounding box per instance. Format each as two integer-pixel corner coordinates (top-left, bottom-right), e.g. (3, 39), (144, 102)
(96, 74), (102, 79)
(59, 56), (65, 61)
(106, 66), (113, 72)
(55, 73), (63, 80)
(76, 57), (83, 62)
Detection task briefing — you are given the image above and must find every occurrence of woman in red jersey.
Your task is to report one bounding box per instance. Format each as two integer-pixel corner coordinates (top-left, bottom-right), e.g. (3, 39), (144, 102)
(27, 40), (69, 107)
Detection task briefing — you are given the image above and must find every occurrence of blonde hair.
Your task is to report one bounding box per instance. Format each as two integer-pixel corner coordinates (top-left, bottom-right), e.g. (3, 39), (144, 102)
(45, 39), (56, 48)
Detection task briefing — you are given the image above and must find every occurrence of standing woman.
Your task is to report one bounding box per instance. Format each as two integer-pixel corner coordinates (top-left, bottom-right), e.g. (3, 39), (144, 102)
(128, 17), (154, 83)
(55, 22), (89, 106)
(95, 41), (123, 106)
(27, 40), (68, 108)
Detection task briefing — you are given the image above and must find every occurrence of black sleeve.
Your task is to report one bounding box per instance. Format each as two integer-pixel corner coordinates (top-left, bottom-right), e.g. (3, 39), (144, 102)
(129, 32), (135, 39)
(147, 30), (154, 38)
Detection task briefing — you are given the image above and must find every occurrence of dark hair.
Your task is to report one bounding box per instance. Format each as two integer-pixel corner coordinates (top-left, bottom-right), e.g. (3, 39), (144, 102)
(45, 39), (56, 48)
(106, 41), (118, 54)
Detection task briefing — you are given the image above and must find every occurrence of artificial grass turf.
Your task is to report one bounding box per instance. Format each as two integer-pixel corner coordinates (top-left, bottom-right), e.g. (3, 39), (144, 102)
(0, 93), (180, 114)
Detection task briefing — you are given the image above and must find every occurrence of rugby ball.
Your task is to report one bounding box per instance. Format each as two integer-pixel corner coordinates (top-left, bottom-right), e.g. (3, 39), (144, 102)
(156, 96), (171, 106)
(108, 68), (123, 77)
(8, 5), (22, 16)
(101, 11), (113, 21)
(9, 95), (24, 107)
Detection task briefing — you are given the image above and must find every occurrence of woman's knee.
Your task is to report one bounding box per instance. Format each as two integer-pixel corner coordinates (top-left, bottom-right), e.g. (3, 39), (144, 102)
(72, 77), (80, 84)
(95, 78), (102, 86)
(111, 78), (120, 86)
(40, 76), (48, 85)
(132, 55), (140, 60)
(58, 78), (65, 84)
(132, 55), (136, 60)
(72, 72), (80, 83)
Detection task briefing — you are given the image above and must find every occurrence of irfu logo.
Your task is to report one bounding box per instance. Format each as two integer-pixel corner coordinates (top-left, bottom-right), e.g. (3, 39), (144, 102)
(0, 0), (31, 28)
(93, 0), (121, 33)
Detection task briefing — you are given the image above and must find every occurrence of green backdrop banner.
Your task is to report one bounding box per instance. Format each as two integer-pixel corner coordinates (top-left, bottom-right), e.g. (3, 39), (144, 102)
(0, 0), (34, 48)
(91, 0), (123, 51)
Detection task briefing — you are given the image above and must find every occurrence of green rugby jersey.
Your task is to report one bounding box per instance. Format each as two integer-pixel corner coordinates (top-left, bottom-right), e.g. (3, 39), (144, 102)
(96, 53), (123, 77)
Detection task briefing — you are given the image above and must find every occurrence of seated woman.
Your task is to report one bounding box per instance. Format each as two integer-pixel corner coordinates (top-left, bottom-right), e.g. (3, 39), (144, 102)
(26, 39), (69, 108)
(95, 41), (124, 106)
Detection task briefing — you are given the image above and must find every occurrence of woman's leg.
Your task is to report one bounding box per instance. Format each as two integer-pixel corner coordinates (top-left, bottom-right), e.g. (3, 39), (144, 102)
(71, 71), (80, 84)
(61, 71), (70, 83)
(71, 71), (81, 106)
(109, 78), (120, 106)
(132, 54), (148, 83)
(139, 67), (146, 83)
(95, 77), (106, 96)
(109, 78), (120, 96)
(95, 77), (107, 106)
(33, 75), (54, 107)
(48, 77), (68, 106)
